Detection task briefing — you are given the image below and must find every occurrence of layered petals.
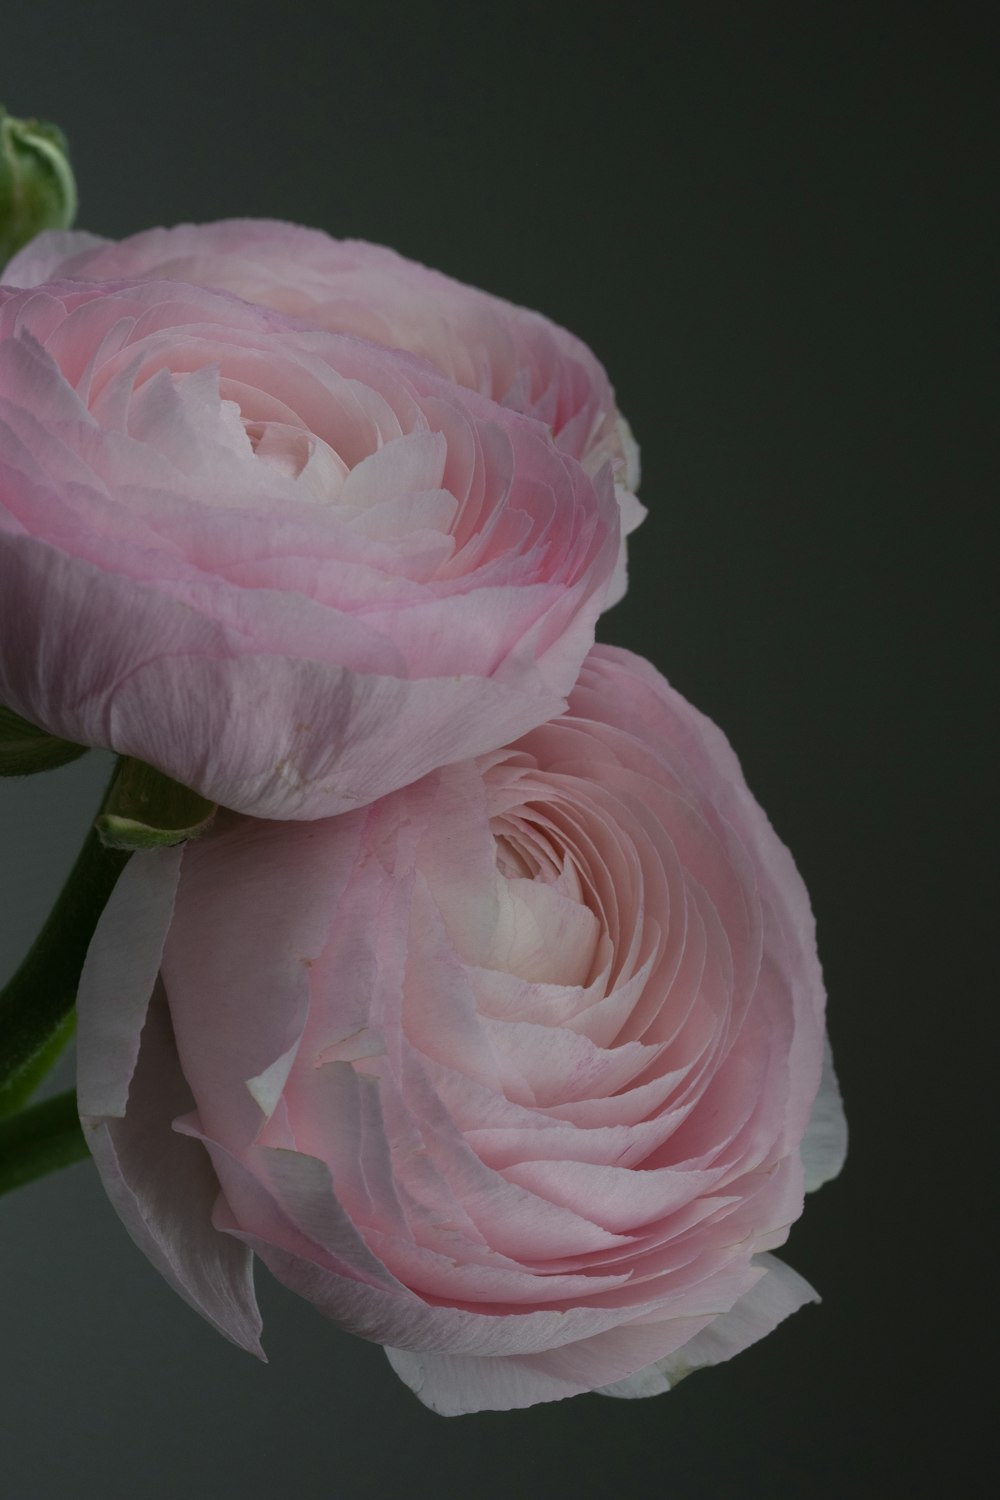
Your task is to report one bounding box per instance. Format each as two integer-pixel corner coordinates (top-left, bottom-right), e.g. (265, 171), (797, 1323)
(78, 646), (844, 1412)
(5, 218), (644, 600)
(0, 276), (621, 817)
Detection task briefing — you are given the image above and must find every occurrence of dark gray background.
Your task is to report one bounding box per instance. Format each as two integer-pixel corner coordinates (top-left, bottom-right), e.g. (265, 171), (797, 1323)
(1, 3), (992, 1496)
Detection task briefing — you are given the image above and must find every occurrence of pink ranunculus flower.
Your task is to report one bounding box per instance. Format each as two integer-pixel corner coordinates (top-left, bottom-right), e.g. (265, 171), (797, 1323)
(5, 220), (644, 600)
(0, 276), (620, 818)
(77, 645), (846, 1414)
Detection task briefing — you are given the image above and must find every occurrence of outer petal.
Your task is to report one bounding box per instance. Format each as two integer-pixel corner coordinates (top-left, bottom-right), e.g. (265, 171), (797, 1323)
(163, 813), (365, 1147)
(2, 230), (109, 286)
(76, 849), (263, 1353)
(801, 1035), (848, 1191)
(596, 1253), (817, 1399)
(76, 846), (183, 1120)
(383, 1258), (779, 1415)
(604, 483), (647, 609)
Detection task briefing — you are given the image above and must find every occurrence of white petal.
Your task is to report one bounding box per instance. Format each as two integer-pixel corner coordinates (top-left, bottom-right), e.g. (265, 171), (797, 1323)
(801, 1035), (848, 1191)
(76, 846), (183, 1120)
(82, 987), (264, 1355)
(597, 1252), (816, 1398)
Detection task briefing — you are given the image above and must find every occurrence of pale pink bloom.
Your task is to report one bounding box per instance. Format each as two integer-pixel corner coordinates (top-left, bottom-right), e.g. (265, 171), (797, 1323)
(6, 220), (644, 594)
(0, 278), (620, 817)
(77, 646), (846, 1414)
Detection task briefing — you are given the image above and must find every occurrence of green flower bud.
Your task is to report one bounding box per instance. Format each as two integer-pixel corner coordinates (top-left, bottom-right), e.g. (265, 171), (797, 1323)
(0, 104), (77, 270)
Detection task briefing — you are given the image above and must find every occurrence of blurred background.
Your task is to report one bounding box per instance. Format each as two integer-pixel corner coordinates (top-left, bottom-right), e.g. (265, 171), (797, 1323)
(1, 3), (991, 1495)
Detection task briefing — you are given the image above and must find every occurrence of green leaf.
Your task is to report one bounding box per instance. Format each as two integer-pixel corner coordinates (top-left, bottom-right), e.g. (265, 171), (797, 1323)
(0, 1090), (89, 1196)
(0, 704), (88, 776)
(95, 757), (217, 849)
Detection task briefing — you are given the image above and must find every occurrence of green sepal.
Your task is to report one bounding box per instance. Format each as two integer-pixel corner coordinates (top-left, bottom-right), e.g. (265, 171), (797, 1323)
(0, 704), (88, 776)
(95, 756), (217, 850)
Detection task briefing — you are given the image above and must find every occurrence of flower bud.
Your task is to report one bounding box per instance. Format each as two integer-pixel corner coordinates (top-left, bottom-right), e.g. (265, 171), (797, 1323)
(0, 105), (77, 270)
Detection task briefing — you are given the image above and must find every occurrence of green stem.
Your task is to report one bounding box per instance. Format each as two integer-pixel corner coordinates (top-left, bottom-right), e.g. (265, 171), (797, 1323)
(0, 786), (129, 1099)
(0, 1089), (89, 1195)
(0, 1010), (76, 1117)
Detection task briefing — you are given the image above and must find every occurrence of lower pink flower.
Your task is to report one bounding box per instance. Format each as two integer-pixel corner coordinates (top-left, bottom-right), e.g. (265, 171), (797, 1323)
(77, 645), (846, 1414)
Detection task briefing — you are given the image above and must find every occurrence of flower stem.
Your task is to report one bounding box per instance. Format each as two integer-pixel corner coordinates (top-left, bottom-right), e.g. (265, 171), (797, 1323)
(0, 783), (129, 1101)
(0, 1010), (76, 1117)
(0, 1089), (88, 1195)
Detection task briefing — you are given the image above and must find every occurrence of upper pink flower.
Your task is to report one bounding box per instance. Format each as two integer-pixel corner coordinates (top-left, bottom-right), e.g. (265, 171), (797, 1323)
(6, 220), (644, 584)
(77, 646), (846, 1413)
(0, 275), (620, 817)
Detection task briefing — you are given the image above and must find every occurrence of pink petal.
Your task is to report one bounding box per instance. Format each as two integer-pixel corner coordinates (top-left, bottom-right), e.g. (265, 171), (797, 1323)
(597, 1253), (817, 1398)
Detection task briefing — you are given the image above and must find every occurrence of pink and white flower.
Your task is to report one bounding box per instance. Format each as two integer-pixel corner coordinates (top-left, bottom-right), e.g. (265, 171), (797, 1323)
(6, 218), (644, 589)
(0, 276), (620, 818)
(77, 646), (846, 1413)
